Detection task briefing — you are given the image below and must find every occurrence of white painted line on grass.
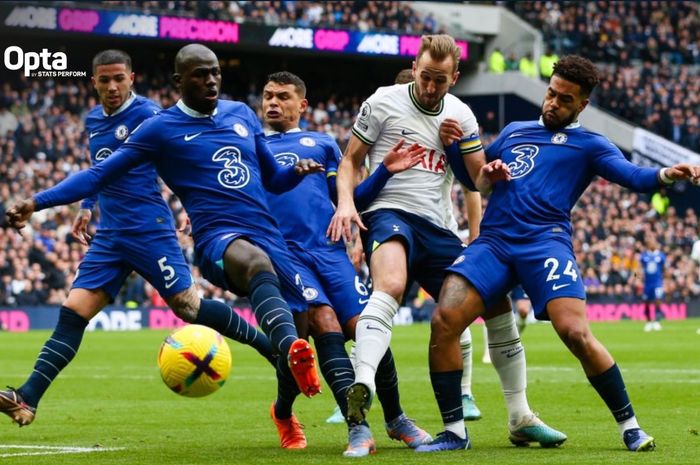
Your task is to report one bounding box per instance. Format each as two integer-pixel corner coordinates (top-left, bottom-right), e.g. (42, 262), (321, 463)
(0, 444), (124, 458)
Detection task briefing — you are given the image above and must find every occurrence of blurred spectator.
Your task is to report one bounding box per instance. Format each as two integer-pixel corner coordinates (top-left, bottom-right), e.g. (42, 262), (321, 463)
(488, 48), (506, 74)
(519, 53), (538, 79)
(651, 188), (670, 216)
(539, 47), (559, 80)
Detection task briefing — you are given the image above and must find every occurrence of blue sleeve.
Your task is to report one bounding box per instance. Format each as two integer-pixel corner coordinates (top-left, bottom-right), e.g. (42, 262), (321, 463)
(326, 139), (341, 204)
(593, 138), (660, 192)
(484, 124), (514, 161)
(354, 163), (392, 210)
(446, 142), (477, 191)
(34, 121), (157, 210)
(256, 132), (305, 194)
(80, 195), (97, 210)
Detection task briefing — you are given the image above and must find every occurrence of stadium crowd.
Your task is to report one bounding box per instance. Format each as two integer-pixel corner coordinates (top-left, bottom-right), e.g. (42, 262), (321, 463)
(507, 1), (700, 153)
(1, 74), (699, 310)
(97, 0), (442, 34)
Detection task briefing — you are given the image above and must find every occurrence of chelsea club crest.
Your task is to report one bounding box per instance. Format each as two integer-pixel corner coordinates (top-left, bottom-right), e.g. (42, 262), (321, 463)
(300, 137), (316, 147)
(551, 132), (567, 144)
(114, 124), (129, 140)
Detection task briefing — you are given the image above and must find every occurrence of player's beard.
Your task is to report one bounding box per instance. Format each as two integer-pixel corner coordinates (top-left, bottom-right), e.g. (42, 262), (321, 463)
(541, 109), (577, 131)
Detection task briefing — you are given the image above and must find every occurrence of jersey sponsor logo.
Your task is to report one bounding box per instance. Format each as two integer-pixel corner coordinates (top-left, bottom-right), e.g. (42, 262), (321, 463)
(184, 132), (202, 141)
(274, 151), (300, 167)
(551, 132), (567, 144)
(299, 137), (316, 147)
(303, 287), (319, 301)
(507, 144), (539, 179)
(211, 146), (250, 189)
(418, 148), (447, 174)
(233, 123), (248, 137)
(95, 147), (112, 161)
(115, 124), (129, 140)
(356, 101), (371, 131)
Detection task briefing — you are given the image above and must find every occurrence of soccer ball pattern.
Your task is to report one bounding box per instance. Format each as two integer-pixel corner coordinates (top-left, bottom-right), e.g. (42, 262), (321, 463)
(158, 325), (232, 397)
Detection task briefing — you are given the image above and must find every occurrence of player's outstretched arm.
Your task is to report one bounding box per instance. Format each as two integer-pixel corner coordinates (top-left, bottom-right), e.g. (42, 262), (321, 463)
(661, 164), (700, 184)
(327, 134), (371, 243)
(6, 198), (36, 231)
(464, 188), (482, 244)
(475, 159), (511, 194)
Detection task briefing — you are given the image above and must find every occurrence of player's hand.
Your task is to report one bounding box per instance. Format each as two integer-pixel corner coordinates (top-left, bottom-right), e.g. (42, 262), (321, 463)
(482, 159), (511, 183)
(348, 231), (365, 271)
(71, 208), (92, 246)
(665, 164), (700, 184)
(439, 118), (464, 146)
(327, 201), (366, 244)
(294, 159), (325, 176)
(382, 139), (426, 174)
(6, 198), (36, 231)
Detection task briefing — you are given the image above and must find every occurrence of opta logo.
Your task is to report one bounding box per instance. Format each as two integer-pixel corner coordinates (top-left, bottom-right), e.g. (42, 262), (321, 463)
(3, 45), (66, 77)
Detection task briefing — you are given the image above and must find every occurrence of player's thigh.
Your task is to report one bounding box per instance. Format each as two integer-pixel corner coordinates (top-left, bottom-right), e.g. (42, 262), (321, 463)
(309, 247), (368, 327)
(118, 231), (192, 298)
(412, 227), (466, 300)
(546, 296), (590, 343)
(432, 273), (488, 336)
(514, 239), (585, 320)
(72, 234), (132, 302)
(222, 237), (275, 290)
(445, 236), (515, 313)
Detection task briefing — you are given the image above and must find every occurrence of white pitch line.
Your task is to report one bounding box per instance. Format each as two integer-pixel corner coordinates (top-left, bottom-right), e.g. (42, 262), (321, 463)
(0, 444), (124, 458)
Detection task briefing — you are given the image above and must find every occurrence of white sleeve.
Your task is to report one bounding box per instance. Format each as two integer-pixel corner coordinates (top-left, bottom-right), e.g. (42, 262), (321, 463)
(458, 103), (480, 136)
(351, 91), (386, 145)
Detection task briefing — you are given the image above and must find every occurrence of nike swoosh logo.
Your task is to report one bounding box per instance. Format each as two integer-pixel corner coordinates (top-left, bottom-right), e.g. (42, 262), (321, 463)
(89, 131), (100, 138)
(184, 132), (202, 141)
(164, 277), (180, 289)
(552, 283), (571, 291)
(505, 348), (524, 358)
(266, 314), (282, 325)
(358, 298), (369, 305)
(366, 324), (386, 333)
(400, 129), (417, 136)
(507, 133), (524, 138)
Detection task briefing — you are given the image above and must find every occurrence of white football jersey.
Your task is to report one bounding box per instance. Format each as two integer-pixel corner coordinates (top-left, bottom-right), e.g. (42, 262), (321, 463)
(352, 82), (480, 231)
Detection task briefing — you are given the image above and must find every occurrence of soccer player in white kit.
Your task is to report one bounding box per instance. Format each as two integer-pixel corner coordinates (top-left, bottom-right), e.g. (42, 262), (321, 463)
(329, 34), (564, 451)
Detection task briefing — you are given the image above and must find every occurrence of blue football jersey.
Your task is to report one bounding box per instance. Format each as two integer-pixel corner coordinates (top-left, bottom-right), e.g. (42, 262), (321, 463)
(481, 119), (661, 241)
(84, 94), (172, 232)
(35, 99), (304, 256)
(265, 129), (341, 250)
(640, 250), (666, 288)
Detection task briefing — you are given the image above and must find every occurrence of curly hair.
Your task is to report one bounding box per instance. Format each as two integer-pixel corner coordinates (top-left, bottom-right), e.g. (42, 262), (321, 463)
(552, 55), (600, 97)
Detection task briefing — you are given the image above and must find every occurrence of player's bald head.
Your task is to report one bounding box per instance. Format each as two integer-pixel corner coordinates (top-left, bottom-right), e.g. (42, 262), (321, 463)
(175, 44), (218, 74)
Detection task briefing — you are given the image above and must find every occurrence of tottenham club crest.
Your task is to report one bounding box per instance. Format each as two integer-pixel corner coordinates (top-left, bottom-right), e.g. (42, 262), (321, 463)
(233, 123), (248, 137)
(211, 146), (250, 189)
(114, 124), (129, 140)
(300, 137), (316, 147)
(507, 144), (540, 179)
(274, 152), (300, 167)
(551, 132), (567, 144)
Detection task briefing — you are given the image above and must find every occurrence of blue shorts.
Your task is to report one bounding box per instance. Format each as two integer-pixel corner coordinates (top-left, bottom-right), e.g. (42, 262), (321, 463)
(361, 208), (465, 300)
(196, 231), (306, 313)
(643, 285), (664, 301)
(289, 243), (369, 326)
(73, 230), (191, 300)
(447, 234), (585, 320)
(510, 285), (529, 301)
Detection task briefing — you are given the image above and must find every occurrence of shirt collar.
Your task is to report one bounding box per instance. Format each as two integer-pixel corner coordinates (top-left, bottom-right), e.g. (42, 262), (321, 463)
(103, 92), (136, 117)
(264, 127), (302, 136)
(176, 99), (218, 118)
(537, 116), (581, 129)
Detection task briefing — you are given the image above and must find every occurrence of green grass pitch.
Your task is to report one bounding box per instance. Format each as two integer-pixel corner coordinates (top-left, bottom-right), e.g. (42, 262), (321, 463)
(1, 319), (699, 464)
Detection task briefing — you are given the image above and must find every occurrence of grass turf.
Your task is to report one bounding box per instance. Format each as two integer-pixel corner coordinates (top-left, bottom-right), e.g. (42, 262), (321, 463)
(1, 319), (699, 464)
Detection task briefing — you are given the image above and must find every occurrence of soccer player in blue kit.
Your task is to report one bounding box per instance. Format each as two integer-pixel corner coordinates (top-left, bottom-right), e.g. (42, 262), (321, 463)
(5, 44), (326, 412)
(420, 55), (700, 452)
(262, 71), (430, 455)
(640, 235), (666, 332)
(0, 49), (275, 427)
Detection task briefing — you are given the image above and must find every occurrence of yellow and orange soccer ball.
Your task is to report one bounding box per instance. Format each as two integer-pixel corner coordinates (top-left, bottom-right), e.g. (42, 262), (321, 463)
(157, 325), (231, 397)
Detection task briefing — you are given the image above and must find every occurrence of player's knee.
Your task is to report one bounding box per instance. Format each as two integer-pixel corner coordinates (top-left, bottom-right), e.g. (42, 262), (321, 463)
(308, 305), (342, 337)
(431, 306), (460, 338)
(562, 327), (591, 355)
(373, 276), (405, 302)
(245, 252), (275, 280)
(166, 287), (200, 322)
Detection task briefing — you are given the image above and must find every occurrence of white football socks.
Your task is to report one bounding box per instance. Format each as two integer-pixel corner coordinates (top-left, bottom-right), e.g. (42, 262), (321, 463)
(459, 327), (473, 397)
(485, 311), (531, 423)
(353, 291), (398, 394)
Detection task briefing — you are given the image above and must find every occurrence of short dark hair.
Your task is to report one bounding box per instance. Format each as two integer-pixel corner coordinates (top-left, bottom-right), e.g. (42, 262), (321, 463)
(552, 55), (600, 97)
(266, 71), (306, 98)
(394, 68), (413, 84)
(92, 50), (132, 74)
